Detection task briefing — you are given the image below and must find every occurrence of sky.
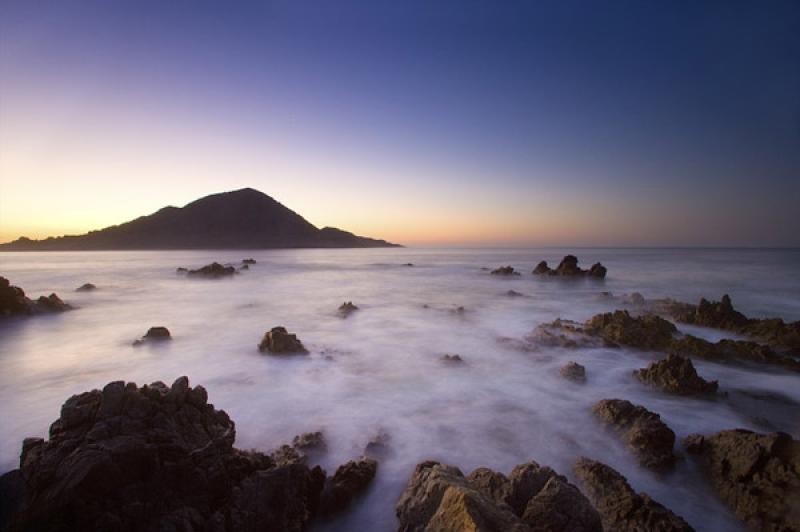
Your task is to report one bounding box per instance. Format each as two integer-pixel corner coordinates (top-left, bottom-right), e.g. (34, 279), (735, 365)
(1, 1), (798, 247)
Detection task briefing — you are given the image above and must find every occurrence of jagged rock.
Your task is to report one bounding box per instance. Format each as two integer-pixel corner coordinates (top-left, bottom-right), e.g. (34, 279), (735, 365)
(554, 255), (583, 276)
(491, 266), (520, 276)
(186, 262), (237, 278)
(1, 277), (73, 317)
(75, 283), (96, 292)
(441, 354), (464, 364)
(587, 263), (607, 279)
(560, 362), (587, 383)
(683, 429), (800, 532)
(258, 326), (308, 354)
(527, 319), (603, 349)
(669, 335), (800, 372)
(4, 377), (325, 532)
(35, 293), (70, 312)
(533, 261), (551, 275)
(592, 399), (675, 471)
(633, 354), (718, 394)
(532, 256), (607, 279)
(319, 457), (377, 515)
(132, 326), (172, 346)
(242, 258), (257, 264)
(292, 431), (327, 453)
(682, 295), (749, 330)
(0, 470), (24, 530)
(338, 301), (359, 317)
(396, 460), (600, 532)
(573, 457), (694, 531)
(584, 311), (677, 350)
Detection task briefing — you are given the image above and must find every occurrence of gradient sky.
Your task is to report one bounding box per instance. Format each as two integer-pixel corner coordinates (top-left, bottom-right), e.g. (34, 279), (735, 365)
(1, 1), (798, 246)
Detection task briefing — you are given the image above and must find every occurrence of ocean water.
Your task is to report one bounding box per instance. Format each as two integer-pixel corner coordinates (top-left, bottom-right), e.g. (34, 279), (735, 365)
(1, 248), (799, 531)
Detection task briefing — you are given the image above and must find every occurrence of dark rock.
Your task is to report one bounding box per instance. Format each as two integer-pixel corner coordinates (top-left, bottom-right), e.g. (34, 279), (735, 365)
(532, 261), (551, 275)
(527, 319), (603, 349)
(685, 295), (750, 330)
(319, 457), (377, 515)
(187, 262), (237, 278)
(573, 457), (694, 531)
(669, 335), (800, 372)
(554, 255), (582, 276)
(2, 278), (73, 317)
(338, 301), (359, 317)
(683, 429), (800, 531)
(532, 256), (607, 279)
(75, 283), (96, 292)
(633, 354), (718, 394)
(292, 431), (327, 453)
(560, 362), (586, 383)
(506, 289), (524, 297)
(242, 258), (257, 264)
(441, 354), (464, 364)
(587, 262), (607, 279)
(176, 267), (188, 273)
(592, 399), (676, 471)
(258, 326), (308, 354)
(5, 377), (325, 532)
(132, 326), (172, 346)
(404, 263), (414, 267)
(584, 310), (677, 350)
(0, 469), (24, 531)
(35, 293), (71, 312)
(491, 265), (520, 276)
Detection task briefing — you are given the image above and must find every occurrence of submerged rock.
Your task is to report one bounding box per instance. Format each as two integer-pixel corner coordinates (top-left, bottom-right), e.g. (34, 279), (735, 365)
(669, 334), (800, 372)
(396, 460), (601, 532)
(506, 289), (524, 297)
(239, 263), (250, 270)
(532, 255), (607, 279)
(491, 265), (520, 276)
(258, 326), (308, 354)
(1, 277), (72, 317)
(364, 431), (392, 459)
(440, 354), (464, 364)
(4, 377), (326, 532)
(186, 262), (237, 278)
(560, 361), (587, 383)
(75, 283), (96, 292)
(132, 326), (172, 346)
(592, 399), (676, 471)
(633, 354), (718, 394)
(319, 457), (377, 515)
(242, 258), (257, 264)
(683, 429), (800, 531)
(573, 457), (694, 531)
(584, 310), (677, 350)
(338, 301), (359, 317)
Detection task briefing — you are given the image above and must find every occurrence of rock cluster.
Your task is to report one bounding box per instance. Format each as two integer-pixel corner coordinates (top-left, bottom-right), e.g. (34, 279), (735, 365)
(396, 460), (601, 532)
(683, 429), (800, 532)
(532, 255), (607, 279)
(573, 458), (694, 531)
(258, 326), (308, 354)
(491, 265), (520, 276)
(75, 283), (96, 292)
(669, 335), (800, 372)
(319, 458), (378, 515)
(338, 301), (359, 317)
(0, 277), (71, 317)
(133, 326), (172, 346)
(560, 361), (587, 383)
(633, 354), (718, 394)
(592, 399), (675, 471)
(584, 311), (677, 350)
(185, 262), (237, 278)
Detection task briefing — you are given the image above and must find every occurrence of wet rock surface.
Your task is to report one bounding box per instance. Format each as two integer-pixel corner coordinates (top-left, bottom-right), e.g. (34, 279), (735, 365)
(669, 335), (800, 372)
(531, 255), (607, 279)
(683, 429), (800, 532)
(560, 361), (586, 383)
(186, 262), (237, 278)
(573, 457), (694, 531)
(75, 283), (96, 292)
(633, 354), (718, 394)
(258, 326), (308, 354)
(396, 460), (601, 532)
(584, 311), (677, 350)
(1, 277), (72, 317)
(338, 301), (359, 317)
(491, 265), (520, 276)
(592, 399), (676, 471)
(2, 377), (327, 532)
(319, 457), (377, 515)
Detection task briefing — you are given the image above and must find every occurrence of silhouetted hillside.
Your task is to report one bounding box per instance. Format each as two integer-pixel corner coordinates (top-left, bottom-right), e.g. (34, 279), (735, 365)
(0, 188), (400, 250)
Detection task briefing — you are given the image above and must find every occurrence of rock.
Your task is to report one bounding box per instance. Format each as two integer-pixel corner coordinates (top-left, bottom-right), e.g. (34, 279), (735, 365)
(554, 255), (582, 276)
(527, 319), (603, 349)
(35, 293), (70, 312)
(584, 310), (677, 350)
(560, 362), (586, 383)
(533, 261), (551, 275)
(592, 399), (675, 471)
(669, 335), (800, 372)
(684, 295), (750, 330)
(491, 266), (520, 276)
(506, 289), (524, 297)
(187, 262), (237, 278)
(338, 301), (359, 317)
(404, 263), (414, 267)
(683, 429), (800, 531)
(132, 326), (172, 346)
(532, 256), (607, 279)
(258, 326), (308, 354)
(441, 354), (464, 364)
(633, 354), (718, 394)
(75, 283), (96, 292)
(2, 278), (73, 317)
(0, 469), (24, 531)
(319, 457), (377, 515)
(396, 460), (600, 532)
(573, 457), (694, 531)
(242, 258), (257, 264)
(587, 262), (607, 279)
(176, 267), (188, 273)
(4, 377), (326, 532)
(292, 431), (327, 453)
(364, 431), (391, 458)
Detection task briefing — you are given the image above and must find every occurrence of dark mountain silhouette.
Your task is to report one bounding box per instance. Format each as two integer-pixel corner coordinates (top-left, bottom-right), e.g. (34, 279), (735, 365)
(0, 188), (400, 250)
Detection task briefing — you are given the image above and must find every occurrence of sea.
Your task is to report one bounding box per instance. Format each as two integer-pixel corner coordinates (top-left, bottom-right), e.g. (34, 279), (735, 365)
(1, 247), (799, 531)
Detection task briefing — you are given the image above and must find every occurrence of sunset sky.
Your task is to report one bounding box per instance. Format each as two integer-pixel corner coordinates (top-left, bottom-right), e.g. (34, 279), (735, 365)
(1, 1), (798, 247)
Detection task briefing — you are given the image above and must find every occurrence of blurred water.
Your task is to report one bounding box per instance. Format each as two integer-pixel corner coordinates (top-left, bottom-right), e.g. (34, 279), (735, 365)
(1, 247), (799, 531)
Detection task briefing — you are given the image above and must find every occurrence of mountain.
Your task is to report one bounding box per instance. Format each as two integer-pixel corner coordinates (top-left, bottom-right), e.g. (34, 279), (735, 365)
(0, 188), (400, 250)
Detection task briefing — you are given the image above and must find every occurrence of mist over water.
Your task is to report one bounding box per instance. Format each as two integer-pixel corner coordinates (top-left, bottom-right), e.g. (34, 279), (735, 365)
(1, 248), (799, 531)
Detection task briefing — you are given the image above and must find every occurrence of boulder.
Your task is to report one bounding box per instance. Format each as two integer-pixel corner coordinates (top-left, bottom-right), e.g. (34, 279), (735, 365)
(573, 457), (694, 531)
(242, 258), (257, 264)
(633, 354), (718, 394)
(258, 326), (308, 354)
(1, 278), (73, 317)
(532, 261), (551, 275)
(592, 399), (675, 471)
(560, 362), (587, 383)
(187, 262), (237, 278)
(587, 263), (607, 279)
(338, 301), (359, 317)
(319, 457), (377, 515)
(669, 335), (800, 372)
(75, 283), (96, 292)
(584, 311), (677, 350)
(132, 326), (172, 346)
(4, 377), (325, 532)
(554, 255), (583, 276)
(491, 266), (520, 276)
(683, 429), (800, 532)
(506, 290), (524, 297)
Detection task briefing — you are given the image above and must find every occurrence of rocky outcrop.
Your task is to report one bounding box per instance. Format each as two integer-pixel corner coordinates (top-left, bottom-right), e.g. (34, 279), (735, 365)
(633, 354), (718, 394)
(292, 431), (327, 454)
(491, 266), (520, 276)
(592, 399), (675, 471)
(132, 326), (172, 346)
(573, 457), (694, 531)
(527, 319), (604, 349)
(532, 256), (607, 279)
(669, 335), (800, 372)
(0, 277), (72, 317)
(3, 377), (326, 532)
(242, 258), (257, 265)
(683, 429), (800, 532)
(186, 262), (237, 278)
(319, 457), (377, 515)
(258, 326), (308, 354)
(560, 362), (587, 383)
(396, 460), (601, 532)
(584, 311), (677, 350)
(338, 301), (359, 317)
(75, 283), (96, 292)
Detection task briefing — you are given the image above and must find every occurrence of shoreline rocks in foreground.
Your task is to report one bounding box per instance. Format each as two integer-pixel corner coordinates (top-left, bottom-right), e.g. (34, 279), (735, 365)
(0, 276), (71, 317)
(533, 255), (607, 279)
(258, 326), (308, 354)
